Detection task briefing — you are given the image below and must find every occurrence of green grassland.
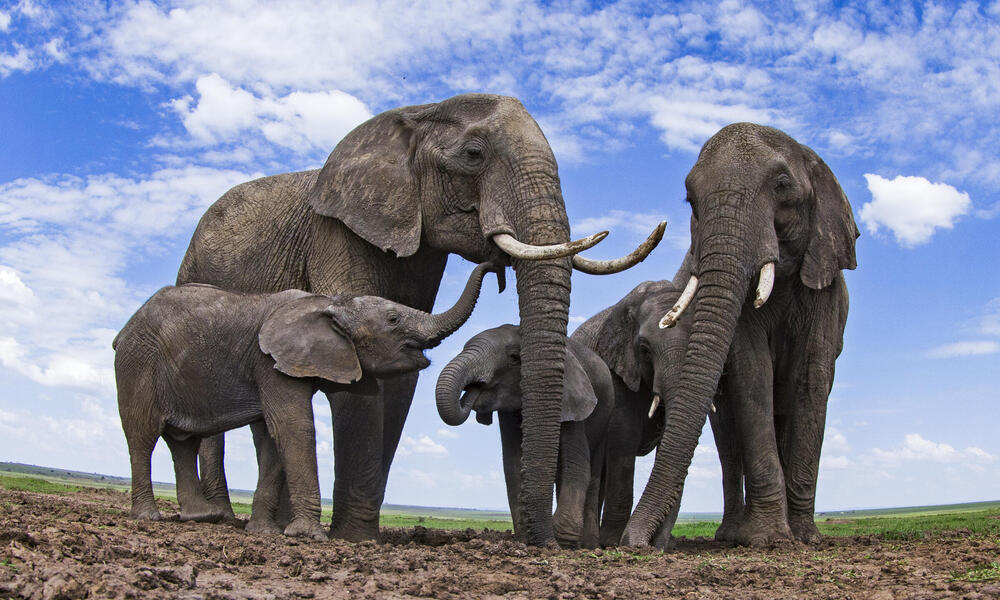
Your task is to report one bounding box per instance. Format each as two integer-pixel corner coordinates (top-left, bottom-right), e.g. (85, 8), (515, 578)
(3, 462), (999, 539)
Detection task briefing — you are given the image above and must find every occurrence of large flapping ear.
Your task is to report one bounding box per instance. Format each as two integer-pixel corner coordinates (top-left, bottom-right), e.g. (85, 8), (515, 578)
(259, 296), (362, 384)
(593, 282), (652, 392)
(308, 103), (437, 258)
(561, 348), (598, 422)
(799, 144), (860, 289)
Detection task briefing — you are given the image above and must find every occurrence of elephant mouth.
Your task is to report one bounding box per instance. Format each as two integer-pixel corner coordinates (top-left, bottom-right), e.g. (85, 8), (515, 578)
(460, 382), (488, 412)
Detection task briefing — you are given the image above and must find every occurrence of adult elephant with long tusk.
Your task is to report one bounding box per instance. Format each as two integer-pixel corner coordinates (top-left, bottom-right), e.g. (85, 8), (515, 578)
(177, 93), (665, 545)
(622, 123), (858, 548)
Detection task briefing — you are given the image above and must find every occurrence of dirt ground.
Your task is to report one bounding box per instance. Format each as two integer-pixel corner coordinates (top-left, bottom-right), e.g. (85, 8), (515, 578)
(2, 487), (999, 599)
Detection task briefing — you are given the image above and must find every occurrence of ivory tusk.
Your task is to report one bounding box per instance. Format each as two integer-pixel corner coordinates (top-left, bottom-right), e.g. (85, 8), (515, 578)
(711, 403), (717, 413)
(571, 221), (666, 275)
(754, 262), (775, 308)
(648, 395), (661, 419)
(659, 275), (698, 329)
(492, 231), (608, 260)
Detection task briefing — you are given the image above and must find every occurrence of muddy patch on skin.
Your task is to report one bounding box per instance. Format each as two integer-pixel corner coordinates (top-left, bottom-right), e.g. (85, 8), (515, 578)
(2, 487), (999, 599)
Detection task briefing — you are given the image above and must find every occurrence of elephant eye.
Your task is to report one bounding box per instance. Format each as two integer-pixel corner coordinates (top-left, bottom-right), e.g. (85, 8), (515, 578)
(774, 174), (792, 192)
(509, 352), (520, 364)
(463, 144), (485, 164)
(386, 312), (400, 326)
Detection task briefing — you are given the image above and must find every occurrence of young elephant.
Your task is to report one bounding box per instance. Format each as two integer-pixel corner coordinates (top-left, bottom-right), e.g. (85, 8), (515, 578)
(436, 325), (614, 548)
(114, 262), (495, 540)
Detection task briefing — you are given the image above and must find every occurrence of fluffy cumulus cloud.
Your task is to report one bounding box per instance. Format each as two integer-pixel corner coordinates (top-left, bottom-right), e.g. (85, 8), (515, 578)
(169, 74), (372, 154)
(860, 174), (971, 247)
(397, 434), (449, 457)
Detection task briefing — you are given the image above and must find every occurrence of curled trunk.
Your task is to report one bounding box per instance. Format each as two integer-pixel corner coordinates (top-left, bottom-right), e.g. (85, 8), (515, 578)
(436, 343), (494, 426)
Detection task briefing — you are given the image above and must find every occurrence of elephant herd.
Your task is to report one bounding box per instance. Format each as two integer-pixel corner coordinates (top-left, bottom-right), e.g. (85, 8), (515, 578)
(113, 93), (858, 550)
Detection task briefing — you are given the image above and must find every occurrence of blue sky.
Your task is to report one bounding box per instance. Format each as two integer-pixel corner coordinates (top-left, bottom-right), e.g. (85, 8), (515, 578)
(1, 0), (998, 513)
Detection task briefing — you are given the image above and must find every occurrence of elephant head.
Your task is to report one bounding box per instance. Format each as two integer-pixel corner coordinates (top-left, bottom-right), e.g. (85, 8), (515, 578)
(593, 281), (689, 426)
(260, 262), (495, 382)
(436, 324), (598, 427)
(309, 94), (664, 544)
(623, 123), (859, 546)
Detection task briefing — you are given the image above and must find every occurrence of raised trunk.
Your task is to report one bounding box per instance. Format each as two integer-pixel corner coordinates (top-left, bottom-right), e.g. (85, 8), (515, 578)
(623, 236), (749, 546)
(420, 262), (491, 345)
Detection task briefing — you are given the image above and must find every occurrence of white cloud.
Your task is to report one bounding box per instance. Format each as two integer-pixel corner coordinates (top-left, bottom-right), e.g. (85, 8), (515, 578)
(168, 74), (372, 153)
(436, 428), (460, 439)
(977, 298), (1000, 336)
(0, 11), (11, 31)
(0, 267), (35, 306)
(860, 174), (971, 247)
(0, 45), (33, 76)
(926, 341), (1000, 358)
(821, 455), (850, 470)
(398, 434), (448, 457)
(873, 433), (996, 465)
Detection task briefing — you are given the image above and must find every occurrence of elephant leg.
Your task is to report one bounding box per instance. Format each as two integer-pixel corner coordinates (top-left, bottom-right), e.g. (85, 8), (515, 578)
(197, 433), (236, 521)
(164, 435), (225, 523)
(246, 422), (286, 535)
(259, 378), (325, 541)
(777, 288), (846, 544)
(125, 433), (161, 521)
(581, 438), (605, 549)
(553, 421), (590, 549)
(710, 384), (745, 543)
(727, 330), (792, 547)
(498, 412), (525, 541)
(328, 373), (417, 541)
(599, 396), (642, 547)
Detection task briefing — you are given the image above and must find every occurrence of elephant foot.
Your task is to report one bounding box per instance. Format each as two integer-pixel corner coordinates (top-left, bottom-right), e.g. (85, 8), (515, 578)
(206, 499), (237, 523)
(131, 506), (162, 521)
(329, 523), (380, 543)
(789, 513), (822, 544)
(245, 515), (283, 535)
(733, 515), (794, 548)
(714, 516), (743, 543)
(284, 517), (327, 541)
(179, 504), (227, 524)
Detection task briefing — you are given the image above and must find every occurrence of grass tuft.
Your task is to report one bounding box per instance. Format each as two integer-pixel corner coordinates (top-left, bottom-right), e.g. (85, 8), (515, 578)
(951, 562), (1000, 582)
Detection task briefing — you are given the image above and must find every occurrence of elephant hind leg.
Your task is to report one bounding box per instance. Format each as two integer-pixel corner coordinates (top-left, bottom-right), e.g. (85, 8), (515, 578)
(164, 435), (226, 523)
(125, 433), (161, 521)
(198, 433), (236, 521)
(246, 422), (289, 535)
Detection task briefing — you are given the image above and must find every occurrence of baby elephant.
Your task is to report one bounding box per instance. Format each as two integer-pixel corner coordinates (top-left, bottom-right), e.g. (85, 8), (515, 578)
(114, 262), (495, 540)
(436, 324), (614, 548)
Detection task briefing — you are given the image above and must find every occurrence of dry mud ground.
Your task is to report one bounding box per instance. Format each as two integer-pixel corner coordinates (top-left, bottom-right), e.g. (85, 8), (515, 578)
(2, 487), (999, 599)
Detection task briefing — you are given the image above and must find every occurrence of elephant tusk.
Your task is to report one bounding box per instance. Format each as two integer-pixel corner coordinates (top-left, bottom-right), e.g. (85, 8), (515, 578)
(648, 395), (661, 419)
(571, 221), (666, 275)
(492, 231), (608, 261)
(659, 275), (698, 329)
(754, 262), (775, 308)
(711, 403), (717, 413)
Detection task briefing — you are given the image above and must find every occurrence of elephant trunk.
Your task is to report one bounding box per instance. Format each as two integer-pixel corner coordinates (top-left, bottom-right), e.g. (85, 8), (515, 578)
(436, 341), (497, 426)
(623, 224), (750, 546)
(420, 262), (492, 346)
(513, 251), (571, 546)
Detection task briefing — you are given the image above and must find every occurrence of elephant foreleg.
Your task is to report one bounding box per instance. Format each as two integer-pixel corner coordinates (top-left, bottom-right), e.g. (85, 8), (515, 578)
(553, 421), (590, 549)
(710, 383), (745, 543)
(246, 422), (289, 535)
(197, 433), (236, 521)
(498, 412), (525, 541)
(727, 329), (792, 547)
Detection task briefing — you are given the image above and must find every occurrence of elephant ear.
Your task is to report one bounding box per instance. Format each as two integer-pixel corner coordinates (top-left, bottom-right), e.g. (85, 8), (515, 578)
(258, 295), (362, 384)
(308, 103), (437, 258)
(593, 282), (651, 392)
(561, 348), (598, 422)
(800, 144), (860, 290)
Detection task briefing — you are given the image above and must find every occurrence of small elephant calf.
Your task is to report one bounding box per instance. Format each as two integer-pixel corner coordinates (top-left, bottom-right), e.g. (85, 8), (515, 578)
(436, 324), (614, 548)
(114, 263), (494, 539)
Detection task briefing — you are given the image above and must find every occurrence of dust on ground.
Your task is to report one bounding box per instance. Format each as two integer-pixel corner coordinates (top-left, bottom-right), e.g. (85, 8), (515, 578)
(2, 486), (999, 599)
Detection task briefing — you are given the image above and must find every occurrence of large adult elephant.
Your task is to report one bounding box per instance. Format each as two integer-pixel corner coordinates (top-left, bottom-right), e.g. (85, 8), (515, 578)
(622, 123), (858, 548)
(177, 94), (663, 545)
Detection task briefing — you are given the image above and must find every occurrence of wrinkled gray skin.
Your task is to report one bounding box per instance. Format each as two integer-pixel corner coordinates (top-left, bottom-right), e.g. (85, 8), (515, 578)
(623, 123), (858, 548)
(436, 325), (614, 548)
(114, 264), (491, 540)
(177, 94), (641, 544)
(571, 281), (690, 548)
